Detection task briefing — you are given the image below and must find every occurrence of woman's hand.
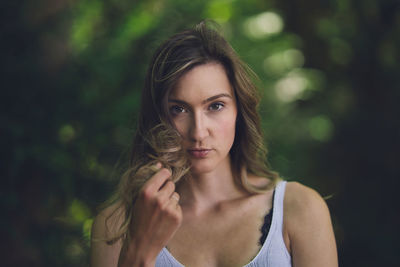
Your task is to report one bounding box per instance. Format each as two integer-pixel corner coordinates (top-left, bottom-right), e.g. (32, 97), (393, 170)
(119, 164), (182, 267)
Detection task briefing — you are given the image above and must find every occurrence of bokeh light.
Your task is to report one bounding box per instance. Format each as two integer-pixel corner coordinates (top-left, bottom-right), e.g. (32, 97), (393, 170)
(243, 11), (284, 39)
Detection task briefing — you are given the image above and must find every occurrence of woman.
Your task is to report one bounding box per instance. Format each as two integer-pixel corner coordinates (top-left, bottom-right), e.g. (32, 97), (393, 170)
(91, 21), (338, 267)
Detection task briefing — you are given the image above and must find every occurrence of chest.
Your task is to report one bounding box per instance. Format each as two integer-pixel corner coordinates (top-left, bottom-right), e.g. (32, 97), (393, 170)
(166, 196), (272, 267)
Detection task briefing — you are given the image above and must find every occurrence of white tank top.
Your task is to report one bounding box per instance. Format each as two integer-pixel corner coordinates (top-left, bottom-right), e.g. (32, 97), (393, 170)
(155, 181), (292, 266)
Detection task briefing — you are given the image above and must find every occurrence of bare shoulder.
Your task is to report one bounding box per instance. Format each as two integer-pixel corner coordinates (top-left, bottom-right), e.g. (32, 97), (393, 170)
(284, 181), (328, 216)
(284, 181), (332, 235)
(283, 181), (338, 266)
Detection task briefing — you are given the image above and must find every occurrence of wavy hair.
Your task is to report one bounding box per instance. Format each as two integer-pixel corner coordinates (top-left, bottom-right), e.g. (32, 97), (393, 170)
(104, 21), (279, 244)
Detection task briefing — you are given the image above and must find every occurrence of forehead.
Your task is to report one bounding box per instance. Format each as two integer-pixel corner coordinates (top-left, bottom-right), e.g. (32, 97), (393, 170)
(169, 62), (234, 102)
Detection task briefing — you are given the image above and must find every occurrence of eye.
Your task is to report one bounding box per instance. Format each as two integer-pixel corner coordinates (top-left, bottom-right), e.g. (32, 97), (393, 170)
(169, 105), (187, 115)
(208, 102), (224, 111)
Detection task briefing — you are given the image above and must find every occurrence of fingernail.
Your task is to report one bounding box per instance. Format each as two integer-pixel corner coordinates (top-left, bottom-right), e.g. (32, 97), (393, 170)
(163, 168), (171, 175)
(149, 162), (162, 172)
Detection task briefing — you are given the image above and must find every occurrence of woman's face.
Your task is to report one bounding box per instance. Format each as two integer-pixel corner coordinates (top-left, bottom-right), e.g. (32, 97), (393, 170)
(168, 62), (237, 174)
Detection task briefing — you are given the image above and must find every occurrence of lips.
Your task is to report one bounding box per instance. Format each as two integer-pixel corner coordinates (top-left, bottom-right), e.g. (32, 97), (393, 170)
(187, 148), (212, 158)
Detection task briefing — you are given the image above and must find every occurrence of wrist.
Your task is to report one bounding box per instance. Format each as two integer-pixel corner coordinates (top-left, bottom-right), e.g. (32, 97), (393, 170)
(118, 238), (156, 267)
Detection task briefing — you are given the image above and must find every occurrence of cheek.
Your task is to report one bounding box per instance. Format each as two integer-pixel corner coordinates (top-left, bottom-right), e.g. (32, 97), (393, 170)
(172, 117), (188, 136)
(216, 113), (237, 140)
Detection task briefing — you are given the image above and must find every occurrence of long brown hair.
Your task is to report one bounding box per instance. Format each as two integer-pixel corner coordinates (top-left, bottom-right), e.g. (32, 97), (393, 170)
(104, 20), (279, 243)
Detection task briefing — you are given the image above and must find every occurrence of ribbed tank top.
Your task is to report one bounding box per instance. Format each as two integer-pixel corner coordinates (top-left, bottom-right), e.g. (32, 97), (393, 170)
(155, 181), (292, 266)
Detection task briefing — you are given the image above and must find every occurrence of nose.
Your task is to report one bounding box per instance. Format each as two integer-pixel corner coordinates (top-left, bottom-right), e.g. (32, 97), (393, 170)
(188, 112), (209, 142)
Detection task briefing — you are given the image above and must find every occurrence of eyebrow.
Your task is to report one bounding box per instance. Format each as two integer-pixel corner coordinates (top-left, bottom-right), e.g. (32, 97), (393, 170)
(168, 93), (233, 105)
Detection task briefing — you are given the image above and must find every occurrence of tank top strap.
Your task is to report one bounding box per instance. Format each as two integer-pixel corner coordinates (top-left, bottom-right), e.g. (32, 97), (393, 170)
(272, 180), (287, 232)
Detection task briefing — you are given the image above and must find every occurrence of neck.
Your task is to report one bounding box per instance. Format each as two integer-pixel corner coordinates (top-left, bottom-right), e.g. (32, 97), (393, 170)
(176, 157), (246, 212)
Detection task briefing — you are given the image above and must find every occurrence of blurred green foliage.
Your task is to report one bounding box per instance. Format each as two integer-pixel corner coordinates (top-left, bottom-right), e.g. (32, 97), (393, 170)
(2, 0), (400, 266)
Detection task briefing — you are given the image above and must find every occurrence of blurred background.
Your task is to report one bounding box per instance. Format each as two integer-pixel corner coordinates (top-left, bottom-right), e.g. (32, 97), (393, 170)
(2, 0), (400, 266)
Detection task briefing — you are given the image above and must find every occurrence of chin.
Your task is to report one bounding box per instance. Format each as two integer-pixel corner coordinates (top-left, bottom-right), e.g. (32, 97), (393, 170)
(189, 161), (217, 175)
(189, 156), (231, 175)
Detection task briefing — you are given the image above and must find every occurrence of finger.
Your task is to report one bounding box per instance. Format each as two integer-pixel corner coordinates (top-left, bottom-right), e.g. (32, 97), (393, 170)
(170, 192), (180, 202)
(148, 162), (162, 172)
(144, 168), (172, 193)
(157, 180), (175, 202)
(166, 193), (182, 213)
